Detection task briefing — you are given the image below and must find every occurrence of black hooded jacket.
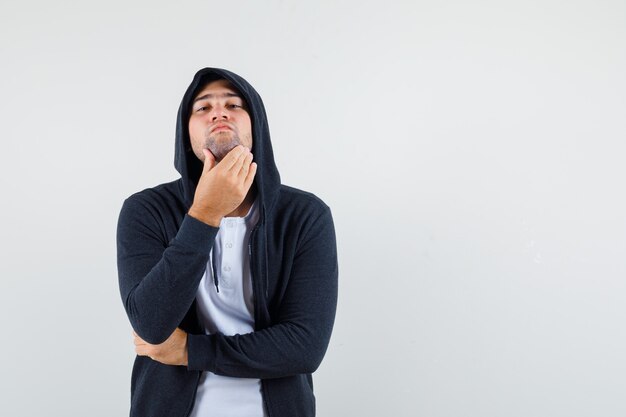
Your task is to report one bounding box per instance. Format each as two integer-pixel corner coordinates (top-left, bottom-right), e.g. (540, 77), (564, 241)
(116, 68), (338, 417)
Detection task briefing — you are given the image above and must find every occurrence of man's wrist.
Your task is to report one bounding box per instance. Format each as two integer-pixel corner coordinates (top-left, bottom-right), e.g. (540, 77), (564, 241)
(188, 207), (222, 227)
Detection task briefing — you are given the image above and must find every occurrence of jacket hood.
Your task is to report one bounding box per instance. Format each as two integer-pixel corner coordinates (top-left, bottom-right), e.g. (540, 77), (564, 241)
(174, 67), (281, 210)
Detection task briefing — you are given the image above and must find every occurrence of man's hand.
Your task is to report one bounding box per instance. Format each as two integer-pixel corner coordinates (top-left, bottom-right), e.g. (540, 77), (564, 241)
(133, 328), (189, 366)
(188, 145), (257, 226)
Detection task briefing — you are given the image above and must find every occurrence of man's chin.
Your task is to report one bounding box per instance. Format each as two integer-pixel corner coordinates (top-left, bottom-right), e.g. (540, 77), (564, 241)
(208, 143), (239, 161)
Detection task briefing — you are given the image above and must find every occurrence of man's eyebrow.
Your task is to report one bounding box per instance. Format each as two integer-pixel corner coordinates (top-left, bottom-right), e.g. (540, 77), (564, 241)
(193, 92), (241, 103)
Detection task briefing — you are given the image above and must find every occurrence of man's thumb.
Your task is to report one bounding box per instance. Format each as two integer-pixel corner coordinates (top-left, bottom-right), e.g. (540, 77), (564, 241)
(202, 148), (216, 171)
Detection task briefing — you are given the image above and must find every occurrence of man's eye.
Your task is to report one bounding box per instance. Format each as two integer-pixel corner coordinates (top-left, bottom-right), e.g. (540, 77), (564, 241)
(195, 106), (208, 112)
(228, 104), (242, 109)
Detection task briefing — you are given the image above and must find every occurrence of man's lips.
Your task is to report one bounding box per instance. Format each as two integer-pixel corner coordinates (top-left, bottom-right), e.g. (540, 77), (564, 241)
(210, 124), (233, 133)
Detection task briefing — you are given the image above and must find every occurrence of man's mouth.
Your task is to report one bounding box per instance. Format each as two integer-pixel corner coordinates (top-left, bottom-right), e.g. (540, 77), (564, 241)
(211, 124), (232, 133)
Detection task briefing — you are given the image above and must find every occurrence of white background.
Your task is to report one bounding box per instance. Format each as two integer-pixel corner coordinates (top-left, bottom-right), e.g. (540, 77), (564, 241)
(1, 1), (625, 416)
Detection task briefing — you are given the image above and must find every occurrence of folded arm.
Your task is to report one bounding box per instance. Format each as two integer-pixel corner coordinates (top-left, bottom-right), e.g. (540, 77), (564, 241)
(186, 206), (338, 379)
(119, 196), (338, 379)
(117, 195), (219, 344)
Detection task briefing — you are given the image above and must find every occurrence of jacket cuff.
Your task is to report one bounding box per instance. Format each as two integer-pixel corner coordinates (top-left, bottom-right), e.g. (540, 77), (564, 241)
(187, 333), (217, 372)
(175, 214), (219, 251)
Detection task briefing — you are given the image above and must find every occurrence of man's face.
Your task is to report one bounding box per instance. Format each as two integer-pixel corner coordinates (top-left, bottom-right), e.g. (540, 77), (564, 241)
(188, 79), (252, 162)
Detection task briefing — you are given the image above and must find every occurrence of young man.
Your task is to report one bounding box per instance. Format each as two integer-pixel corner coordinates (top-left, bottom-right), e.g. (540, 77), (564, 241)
(116, 67), (338, 417)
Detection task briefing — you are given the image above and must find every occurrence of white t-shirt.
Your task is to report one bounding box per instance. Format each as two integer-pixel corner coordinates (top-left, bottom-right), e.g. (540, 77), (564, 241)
(189, 198), (266, 417)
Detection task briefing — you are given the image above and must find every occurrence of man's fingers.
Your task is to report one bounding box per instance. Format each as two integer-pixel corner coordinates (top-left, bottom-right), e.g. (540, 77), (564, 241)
(221, 145), (248, 171)
(229, 146), (249, 172)
(243, 162), (257, 191)
(135, 345), (150, 356)
(202, 148), (216, 172)
(237, 152), (253, 178)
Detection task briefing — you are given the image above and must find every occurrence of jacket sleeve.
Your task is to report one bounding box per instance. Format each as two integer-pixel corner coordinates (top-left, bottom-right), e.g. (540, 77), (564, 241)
(116, 195), (219, 344)
(186, 206), (338, 379)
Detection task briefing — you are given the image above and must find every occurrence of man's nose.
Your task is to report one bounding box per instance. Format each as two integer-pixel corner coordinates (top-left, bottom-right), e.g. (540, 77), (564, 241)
(210, 105), (228, 121)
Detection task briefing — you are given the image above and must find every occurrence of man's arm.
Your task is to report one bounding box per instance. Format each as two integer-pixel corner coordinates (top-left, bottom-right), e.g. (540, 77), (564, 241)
(117, 198), (218, 344)
(133, 205), (338, 377)
(117, 146), (256, 344)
